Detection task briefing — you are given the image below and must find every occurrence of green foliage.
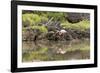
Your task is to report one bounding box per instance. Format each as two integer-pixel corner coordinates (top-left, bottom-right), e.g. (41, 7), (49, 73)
(31, 26), (48, 33)
(22, 13), (41, 26)
(22, 11), (90, 32)
(46, 12), (66, 22)
(22, 11), (90, 31)
(61, 19), (90, 31)
(40, 16), (48, 22)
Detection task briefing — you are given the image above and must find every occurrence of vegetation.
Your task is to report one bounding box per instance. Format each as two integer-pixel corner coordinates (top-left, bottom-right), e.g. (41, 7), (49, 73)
(22, 10), (90, 62)
(61, 19), (90, 31)
(31, 26), (48, 33)
(22, 11), (90, 41)
(22, 13), (41, 26)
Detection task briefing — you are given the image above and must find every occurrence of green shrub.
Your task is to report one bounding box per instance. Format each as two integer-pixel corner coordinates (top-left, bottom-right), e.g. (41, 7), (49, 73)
(22, 13), (41, 26)
(40, 16), (48, 22)
(61, 19), (90, 31)
(31, 26), (48, 33)
(46, 12), (66, 22)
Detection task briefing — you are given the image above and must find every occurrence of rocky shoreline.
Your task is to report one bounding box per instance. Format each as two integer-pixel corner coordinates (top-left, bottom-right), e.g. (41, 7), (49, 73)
(22, 28), (90, 41)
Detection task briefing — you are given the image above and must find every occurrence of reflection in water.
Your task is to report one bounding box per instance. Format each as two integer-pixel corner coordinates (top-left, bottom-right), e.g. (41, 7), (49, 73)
(22, 39), (90, 62)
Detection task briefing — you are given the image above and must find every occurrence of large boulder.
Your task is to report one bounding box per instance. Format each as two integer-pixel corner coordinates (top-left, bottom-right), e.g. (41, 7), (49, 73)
(66, 13), (90, 23)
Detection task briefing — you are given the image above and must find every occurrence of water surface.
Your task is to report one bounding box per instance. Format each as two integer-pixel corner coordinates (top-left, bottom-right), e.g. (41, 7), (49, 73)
(22, 39), (90, 62)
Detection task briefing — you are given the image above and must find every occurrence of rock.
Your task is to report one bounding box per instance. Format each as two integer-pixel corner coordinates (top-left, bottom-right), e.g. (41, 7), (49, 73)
(66, 13), (90, 23)
(46, 31), (55, 40)
(66, 13), (83, 23)
(81, 13), (90, 20)
(22, 28), (34, 41)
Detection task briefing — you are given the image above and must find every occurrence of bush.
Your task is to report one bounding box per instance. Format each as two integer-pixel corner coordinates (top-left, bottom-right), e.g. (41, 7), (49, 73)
(61, 19), (90, 31)
(31, 26), (48, 33)
(40, 16), (48, 23)
(22, 13), (41, 26)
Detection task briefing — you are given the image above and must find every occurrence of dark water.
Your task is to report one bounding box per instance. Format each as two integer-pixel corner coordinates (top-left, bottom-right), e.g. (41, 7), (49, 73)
(22, 39), (90, 62)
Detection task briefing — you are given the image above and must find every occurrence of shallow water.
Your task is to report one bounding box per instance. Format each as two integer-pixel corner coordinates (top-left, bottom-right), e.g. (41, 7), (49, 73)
(22, 39), (90, 62)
